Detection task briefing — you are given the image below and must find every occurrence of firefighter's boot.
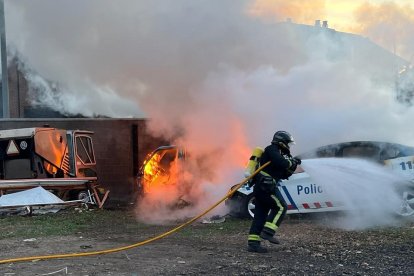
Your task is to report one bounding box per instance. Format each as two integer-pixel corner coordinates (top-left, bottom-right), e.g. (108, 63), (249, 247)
(247, 241), (268, 253)
(260, 232), (280, 244)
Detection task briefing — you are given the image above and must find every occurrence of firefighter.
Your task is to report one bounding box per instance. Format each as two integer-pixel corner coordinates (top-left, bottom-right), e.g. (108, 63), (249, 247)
(247, 130), (301, 253)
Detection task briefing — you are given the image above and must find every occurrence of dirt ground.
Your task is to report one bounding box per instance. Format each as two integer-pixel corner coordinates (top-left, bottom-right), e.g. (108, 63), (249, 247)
(1, 210), (413, 276)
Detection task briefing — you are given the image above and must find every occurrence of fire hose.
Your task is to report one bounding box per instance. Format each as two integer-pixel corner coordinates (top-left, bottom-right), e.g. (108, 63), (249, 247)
(0, 161), (271, 265)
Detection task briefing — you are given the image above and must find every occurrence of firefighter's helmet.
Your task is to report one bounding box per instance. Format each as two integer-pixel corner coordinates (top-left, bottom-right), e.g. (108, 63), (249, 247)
(272, 131), (295, 149)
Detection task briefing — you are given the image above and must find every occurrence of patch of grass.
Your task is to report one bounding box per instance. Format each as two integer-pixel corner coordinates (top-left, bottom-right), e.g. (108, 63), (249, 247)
(0, 209), (142, 240)
(0, 209), (251, 241)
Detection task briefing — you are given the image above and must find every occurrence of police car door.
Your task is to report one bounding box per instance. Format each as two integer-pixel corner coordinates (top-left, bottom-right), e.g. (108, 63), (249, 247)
(278, 167), (342, 214)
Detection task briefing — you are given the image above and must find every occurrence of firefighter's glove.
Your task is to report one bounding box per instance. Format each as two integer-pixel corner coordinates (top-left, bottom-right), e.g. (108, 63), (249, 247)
(247, 179), (254, 188)
(293, 157), (302, 165)
(287, 157), (298, 173)
(288, 163), (297, 173)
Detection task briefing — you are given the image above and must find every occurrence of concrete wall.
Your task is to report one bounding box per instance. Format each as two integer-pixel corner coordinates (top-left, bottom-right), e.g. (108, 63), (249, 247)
(0, 118), (166, 205)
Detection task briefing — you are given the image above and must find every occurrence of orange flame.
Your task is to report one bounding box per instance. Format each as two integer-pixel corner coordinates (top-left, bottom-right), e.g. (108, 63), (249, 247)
(142, 148), (180, 194)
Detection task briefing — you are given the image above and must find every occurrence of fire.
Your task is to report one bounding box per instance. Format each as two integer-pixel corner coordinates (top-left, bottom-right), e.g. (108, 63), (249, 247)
(136, 117), (255, 223)
(136, 146), (196, 223)
(142, 147), (180, 194)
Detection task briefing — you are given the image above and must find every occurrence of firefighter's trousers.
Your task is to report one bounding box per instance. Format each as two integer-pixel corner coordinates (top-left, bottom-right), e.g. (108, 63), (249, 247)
(248, 181), (287, 244)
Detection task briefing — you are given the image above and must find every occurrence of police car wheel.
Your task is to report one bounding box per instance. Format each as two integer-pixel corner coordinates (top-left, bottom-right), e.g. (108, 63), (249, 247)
(243, 194), (256, 218)
(396, 190), (414, 217)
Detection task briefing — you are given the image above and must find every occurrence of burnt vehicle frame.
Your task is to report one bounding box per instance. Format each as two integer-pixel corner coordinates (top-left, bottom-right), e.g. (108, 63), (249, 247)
(136, 145), (187, 195)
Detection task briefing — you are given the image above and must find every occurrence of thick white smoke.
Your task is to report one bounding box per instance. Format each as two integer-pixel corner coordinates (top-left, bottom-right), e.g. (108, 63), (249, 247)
(352, 1), (414, 62)
(24, 72), (143, 117)
(301, 158), (412, 229)
(5, 1), (414, 224)
(6, 0), (413, 145)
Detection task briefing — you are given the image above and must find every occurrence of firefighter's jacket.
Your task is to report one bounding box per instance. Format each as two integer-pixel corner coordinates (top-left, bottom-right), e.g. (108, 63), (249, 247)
(259, 143), (295, 181)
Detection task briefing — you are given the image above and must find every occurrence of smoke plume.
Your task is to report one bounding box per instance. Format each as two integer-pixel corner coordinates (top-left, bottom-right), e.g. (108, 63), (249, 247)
(5, 1), (414, 224)
(352, 2), (414, 62)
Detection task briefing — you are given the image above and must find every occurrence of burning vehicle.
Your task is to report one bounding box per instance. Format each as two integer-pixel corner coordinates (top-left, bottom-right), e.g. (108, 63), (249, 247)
(136, 145), (193, 208)
(226, 141), (414, 218)
(137, 146), (187, 193)
(0, 127), (108, 208)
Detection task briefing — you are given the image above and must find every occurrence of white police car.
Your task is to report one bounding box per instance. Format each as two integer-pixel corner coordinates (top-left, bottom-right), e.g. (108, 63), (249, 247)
(225, 141), (414, 218)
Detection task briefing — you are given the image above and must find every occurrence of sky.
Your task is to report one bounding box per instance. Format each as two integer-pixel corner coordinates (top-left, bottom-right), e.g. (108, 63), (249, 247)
(248, 0), (414, 59)
(3, 0), (414, 221)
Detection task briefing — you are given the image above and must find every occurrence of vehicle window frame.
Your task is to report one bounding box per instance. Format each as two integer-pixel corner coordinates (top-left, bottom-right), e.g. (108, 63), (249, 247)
(75, 135), (96, 165)
(340, 145), (380, 160)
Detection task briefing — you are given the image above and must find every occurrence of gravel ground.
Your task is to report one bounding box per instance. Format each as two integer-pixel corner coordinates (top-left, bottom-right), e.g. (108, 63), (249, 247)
(1, 211), (413, 275)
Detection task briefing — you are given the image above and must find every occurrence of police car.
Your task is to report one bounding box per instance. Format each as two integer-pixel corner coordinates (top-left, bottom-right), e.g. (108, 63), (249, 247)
(225, 141), (414, 218)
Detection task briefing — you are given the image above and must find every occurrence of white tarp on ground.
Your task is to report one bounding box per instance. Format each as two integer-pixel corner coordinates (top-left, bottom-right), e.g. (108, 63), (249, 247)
(0, 186), (64, 207)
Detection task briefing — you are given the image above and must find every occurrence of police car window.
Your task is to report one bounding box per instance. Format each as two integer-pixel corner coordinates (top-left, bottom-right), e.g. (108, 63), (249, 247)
(316, 147), (337, 157)
(342, 146), (380, 160)
(400, 146), (414, 157)
(76, 136), (96, 165)
(379, 147), (400, 160)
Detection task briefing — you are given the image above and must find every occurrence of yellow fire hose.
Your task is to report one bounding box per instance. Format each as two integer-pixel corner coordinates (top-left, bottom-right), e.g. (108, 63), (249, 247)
(0, 162), (270, 265)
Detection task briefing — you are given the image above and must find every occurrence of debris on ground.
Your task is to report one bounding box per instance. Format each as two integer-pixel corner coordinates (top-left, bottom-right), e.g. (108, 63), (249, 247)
(0, 187), (86, 216)
(201, 215), (226, 224)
